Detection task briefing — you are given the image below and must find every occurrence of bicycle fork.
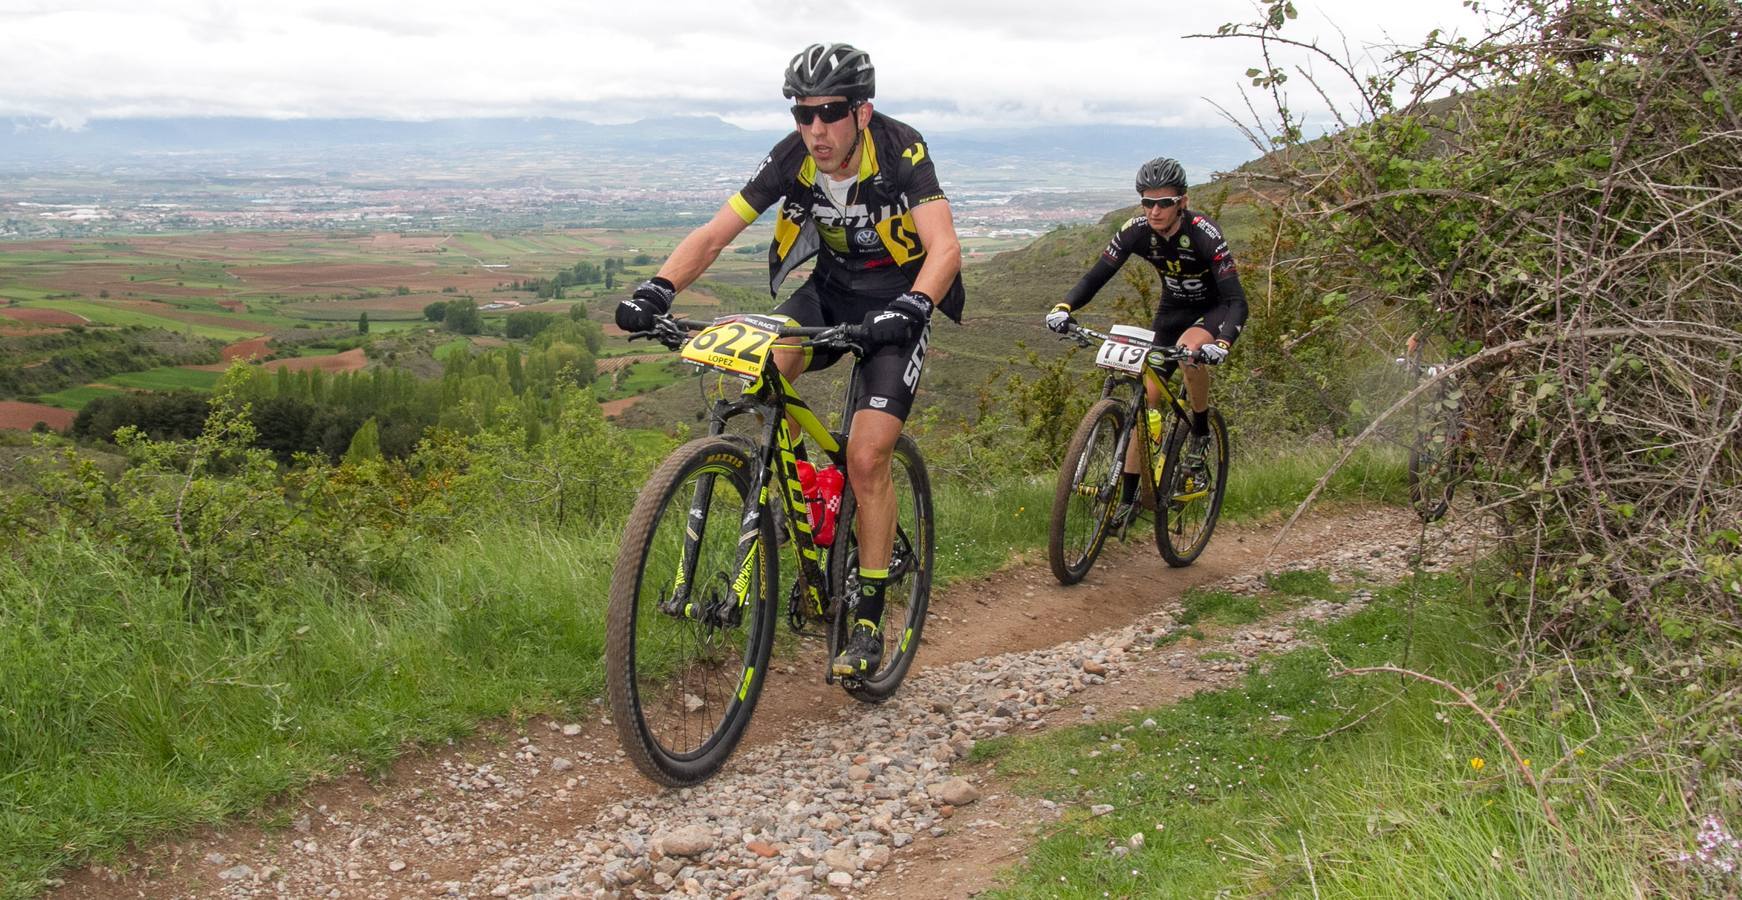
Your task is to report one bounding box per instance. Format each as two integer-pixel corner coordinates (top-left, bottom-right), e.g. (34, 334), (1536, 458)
(657, 464), (757, 630)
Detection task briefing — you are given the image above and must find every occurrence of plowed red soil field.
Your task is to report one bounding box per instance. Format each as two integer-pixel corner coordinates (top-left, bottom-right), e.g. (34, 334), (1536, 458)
(220, 336), (273, 361)
(0, 401), (75, 432)
(0, 307), (86, 325)
(262, 348), (367, 373)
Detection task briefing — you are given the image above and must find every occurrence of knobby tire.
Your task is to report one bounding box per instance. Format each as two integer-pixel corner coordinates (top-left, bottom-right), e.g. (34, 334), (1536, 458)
(605, 437), (778, 786)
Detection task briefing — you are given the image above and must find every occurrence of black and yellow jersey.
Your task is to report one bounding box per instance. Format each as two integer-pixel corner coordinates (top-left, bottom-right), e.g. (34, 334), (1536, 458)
(1062, 210), (1248, 342)
(729, 111), (965, 322)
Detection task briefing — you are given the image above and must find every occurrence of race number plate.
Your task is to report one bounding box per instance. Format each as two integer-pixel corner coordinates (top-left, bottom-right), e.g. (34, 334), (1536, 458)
(681, 315), (783, 380)
(1094, 338), (1148, 373)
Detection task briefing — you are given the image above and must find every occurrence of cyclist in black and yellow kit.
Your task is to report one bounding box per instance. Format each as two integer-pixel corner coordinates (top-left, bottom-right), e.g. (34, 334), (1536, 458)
(1046, 157), (1247, 527)
(616, 42), (964, 678)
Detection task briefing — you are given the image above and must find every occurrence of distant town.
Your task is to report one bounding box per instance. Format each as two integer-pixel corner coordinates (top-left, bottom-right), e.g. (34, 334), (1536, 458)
(0, 116), (1253, 239)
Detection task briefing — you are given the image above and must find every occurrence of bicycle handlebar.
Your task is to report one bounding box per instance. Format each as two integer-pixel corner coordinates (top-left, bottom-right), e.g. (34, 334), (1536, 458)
(1066, 322), (1220, 365)
(632, 315), (868, 351)
(1394, 357), (1451, 379)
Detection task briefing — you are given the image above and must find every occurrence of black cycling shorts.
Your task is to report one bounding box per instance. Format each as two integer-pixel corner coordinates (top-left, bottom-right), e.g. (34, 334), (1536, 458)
(771, 274), (928, 422)
(1151, 301), (1241, 348)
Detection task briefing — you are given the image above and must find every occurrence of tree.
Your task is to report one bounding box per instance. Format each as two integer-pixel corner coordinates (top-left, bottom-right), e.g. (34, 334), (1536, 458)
(423, 301), (448, 322)
(443, 298), (482, 335)
(343, 417), (382, 464)
(358, 312), (370, 334)
(505, 311), (556, 340)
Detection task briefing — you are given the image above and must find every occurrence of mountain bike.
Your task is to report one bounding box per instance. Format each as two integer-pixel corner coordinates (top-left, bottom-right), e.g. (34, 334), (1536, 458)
(1048, 322), (1229, 583)
(605, 313), (934, 787)
(1397, 356), (1470, 523)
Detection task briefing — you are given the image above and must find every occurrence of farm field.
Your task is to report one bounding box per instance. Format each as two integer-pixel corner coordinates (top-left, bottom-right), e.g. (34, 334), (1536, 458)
(0, 222), (1043, 430)
(0, 227), (767, 333)
(0, 227), (782, 428)
(0, 400), (76, 431)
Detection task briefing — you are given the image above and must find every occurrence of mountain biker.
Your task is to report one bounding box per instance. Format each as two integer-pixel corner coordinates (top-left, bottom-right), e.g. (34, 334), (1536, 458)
(1045, 156), (1248, 527)
(615, 42), (964, 679)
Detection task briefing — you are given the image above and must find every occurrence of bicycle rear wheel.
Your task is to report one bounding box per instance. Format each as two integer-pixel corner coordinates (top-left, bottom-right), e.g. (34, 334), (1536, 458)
(1048, 398), (1126, 585)
(605, 437), (778, 786)
(827, 434), (934, 703)
(1155, 409), (1229, 567)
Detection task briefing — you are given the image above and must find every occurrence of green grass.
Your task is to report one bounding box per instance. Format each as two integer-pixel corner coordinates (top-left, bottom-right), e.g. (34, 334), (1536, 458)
(434, 338), (471, 361)
(15, 301), (259, 341)
(974, 575), (1714, 898)
(1222, 443), (1409, 522)
(0, 288), (58, 302)
(0, 527), (622, 899)
(34, 385), (122, 411)
(102, 367), (222, 392)
(0, 437), (1430, 896)
(931, 474), (1056, 588)
(596, 360), (686, 401)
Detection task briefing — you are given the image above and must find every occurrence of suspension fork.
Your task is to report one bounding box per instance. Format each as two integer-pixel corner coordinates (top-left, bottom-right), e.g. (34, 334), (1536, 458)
(662, 397), (768, 621)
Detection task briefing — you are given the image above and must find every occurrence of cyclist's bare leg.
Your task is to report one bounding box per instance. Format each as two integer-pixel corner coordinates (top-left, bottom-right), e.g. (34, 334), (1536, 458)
(1176, 326), (1215, 414)
(773, 339), (807, 435)
(846, 408), (901, 571)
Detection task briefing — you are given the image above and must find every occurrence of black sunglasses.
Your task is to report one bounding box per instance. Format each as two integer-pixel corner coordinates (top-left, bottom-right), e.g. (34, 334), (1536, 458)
(791, 100), (857, 126)
(1140, 196), (1183, 210)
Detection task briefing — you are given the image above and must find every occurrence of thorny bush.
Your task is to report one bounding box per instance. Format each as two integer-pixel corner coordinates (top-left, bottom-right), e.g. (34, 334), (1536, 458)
(1214, 0), (1741, 793)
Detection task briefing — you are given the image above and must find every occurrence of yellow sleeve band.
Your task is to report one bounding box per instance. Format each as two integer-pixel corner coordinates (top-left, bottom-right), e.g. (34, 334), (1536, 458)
(728, 193), (761, 225)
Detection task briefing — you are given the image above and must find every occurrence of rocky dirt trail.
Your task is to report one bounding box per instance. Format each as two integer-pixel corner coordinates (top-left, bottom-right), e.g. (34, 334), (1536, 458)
(54, 506), (1489, 900)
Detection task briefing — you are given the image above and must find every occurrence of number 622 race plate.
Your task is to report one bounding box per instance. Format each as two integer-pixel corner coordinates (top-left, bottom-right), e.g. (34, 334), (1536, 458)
(680, 315), (785, 380)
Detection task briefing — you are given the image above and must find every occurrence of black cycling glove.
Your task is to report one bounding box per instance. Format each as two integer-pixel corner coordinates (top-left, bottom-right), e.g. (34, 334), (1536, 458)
(862, 290), (932, 347)
(615, 277), (676, 333)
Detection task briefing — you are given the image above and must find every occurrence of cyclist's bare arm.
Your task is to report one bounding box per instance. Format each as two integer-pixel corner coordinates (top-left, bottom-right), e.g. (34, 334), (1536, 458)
(653, 202), (755, 293)
(909, 199), (961, 302)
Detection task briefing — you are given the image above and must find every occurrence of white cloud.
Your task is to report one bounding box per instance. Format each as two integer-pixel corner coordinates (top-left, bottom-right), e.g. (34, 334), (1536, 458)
(0, 0), (1488, 129)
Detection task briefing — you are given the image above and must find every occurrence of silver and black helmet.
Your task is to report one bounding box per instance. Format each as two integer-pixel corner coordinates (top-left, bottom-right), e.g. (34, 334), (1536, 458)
(783, 43), (875, 101)
(1135, 156), (1188, 193)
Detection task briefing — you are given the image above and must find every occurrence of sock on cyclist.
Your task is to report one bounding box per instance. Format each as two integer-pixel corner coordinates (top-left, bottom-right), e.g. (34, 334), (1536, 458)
(855, 567), (888, 630)
(1192, 409), (1210, 437)
(1120, 472), (1139, 504)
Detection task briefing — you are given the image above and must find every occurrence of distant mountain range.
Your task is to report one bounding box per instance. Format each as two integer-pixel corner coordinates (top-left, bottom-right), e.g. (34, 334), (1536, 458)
(0, 116), (1257, 185)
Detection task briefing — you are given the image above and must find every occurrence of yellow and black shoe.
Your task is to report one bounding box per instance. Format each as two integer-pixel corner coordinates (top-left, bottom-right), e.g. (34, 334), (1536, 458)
(831, 619), (884, 678)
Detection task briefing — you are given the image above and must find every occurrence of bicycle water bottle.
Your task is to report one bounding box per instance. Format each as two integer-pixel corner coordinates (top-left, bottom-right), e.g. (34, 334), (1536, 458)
(1148, 409), (1165, 484)
(815, 465), (844, 546)
(795, 460), (825, 540)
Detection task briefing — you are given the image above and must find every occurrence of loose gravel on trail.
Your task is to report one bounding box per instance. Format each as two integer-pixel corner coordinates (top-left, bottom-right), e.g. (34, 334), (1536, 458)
(60, 509), (1490, 899)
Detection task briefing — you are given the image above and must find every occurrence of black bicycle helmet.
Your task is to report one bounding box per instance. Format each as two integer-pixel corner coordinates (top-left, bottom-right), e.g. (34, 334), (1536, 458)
(783, 43), (875, 101)
(1135, 156), (1188, 193)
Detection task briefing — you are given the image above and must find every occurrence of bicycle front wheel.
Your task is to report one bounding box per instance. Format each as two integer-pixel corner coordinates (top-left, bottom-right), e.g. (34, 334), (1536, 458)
(1155, 410), (1229, 567)
(826, 433), (935, 703)
(1048, 398), (1126, 585)
(605, 437), (778, 787)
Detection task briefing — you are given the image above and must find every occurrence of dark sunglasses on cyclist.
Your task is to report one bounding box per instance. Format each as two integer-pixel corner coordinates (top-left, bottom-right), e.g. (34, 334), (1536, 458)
(1140, 196), (1183, 210)
(791, 100), (856, 126)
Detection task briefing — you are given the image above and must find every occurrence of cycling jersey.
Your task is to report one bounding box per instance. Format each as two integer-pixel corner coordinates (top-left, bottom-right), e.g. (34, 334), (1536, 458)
(729, 111), (966, 322)
(1062, 210), (1248, 343)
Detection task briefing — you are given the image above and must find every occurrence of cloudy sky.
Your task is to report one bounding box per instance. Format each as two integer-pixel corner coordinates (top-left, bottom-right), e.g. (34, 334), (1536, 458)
(2, 1), (1488, 132)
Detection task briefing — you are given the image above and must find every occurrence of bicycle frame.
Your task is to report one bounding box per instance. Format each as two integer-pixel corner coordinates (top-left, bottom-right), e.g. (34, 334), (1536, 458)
(667, 321), (867, 638)
(1073, 323), (1200, 497)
